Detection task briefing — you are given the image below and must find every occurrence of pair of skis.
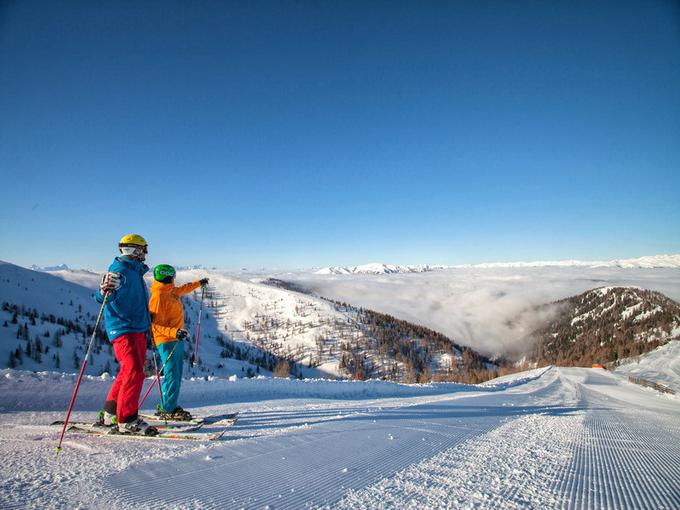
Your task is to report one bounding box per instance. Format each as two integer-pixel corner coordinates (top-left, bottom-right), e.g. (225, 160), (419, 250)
(52, 412), (239, 442)
(139, 411), (239, 427)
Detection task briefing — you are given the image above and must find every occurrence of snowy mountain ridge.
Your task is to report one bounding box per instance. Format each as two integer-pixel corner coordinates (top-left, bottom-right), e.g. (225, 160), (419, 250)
(314, 254), (680, 275)
(30, 263), (71, 272)
(453, 254), (680, 270)
(315, 263), (441, 275)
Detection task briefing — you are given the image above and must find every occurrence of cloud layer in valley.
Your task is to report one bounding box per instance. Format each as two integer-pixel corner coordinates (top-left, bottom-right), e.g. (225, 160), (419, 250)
(289, 267), (680, 358)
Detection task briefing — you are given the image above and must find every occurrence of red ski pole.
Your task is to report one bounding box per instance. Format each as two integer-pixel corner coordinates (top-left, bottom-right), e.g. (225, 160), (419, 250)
(151, 348), (164, 409)
(138, 340), (180, 408)
(192, 286), (205, 367)
(56, 292), (109, 454)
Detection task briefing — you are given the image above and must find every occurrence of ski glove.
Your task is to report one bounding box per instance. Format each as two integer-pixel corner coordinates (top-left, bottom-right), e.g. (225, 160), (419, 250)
(100, 272), (121, 293)
(176, 328), (189, 340)
(200, 278), (209, 287)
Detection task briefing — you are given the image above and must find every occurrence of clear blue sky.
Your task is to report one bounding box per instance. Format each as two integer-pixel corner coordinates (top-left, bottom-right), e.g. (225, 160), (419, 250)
(1, 1), (679, 270)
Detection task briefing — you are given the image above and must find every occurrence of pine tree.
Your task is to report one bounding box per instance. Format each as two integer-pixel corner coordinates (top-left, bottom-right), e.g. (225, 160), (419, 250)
(8, 351), (17, 369)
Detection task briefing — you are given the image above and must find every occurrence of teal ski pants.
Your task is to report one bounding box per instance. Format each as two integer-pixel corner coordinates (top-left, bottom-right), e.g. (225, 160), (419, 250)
(157, 340), (183, 412)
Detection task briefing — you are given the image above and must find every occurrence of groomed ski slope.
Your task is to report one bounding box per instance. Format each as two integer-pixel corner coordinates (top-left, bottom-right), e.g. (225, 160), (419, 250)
(1, 367), (678, 509)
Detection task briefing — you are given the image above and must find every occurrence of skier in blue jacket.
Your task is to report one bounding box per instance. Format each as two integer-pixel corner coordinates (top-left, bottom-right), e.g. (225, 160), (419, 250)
(96, 234), (157, 435)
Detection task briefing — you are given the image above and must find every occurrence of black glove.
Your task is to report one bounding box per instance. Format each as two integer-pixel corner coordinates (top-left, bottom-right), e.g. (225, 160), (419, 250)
(199, 278), (209, 287)
(176, 328), (189, 340)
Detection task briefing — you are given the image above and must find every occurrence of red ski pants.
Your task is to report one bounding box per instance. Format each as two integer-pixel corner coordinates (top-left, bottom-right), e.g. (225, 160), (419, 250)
(106, 332), (147, 423)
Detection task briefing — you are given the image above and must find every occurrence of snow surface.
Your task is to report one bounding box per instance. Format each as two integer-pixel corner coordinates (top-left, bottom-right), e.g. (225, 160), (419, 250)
(1, 366), (678, 509)
(615, 340), (680, 394)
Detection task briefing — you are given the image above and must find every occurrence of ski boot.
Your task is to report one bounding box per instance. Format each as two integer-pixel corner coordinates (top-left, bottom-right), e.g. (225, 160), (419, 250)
(156, 405), (193, 421)
(118, 417), (158, 436)
(96, 410), (118, 427)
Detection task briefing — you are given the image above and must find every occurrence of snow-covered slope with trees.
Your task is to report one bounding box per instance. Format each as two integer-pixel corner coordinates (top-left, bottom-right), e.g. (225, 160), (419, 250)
(1, 262), (494, 383)
(529, 286), (680, 367)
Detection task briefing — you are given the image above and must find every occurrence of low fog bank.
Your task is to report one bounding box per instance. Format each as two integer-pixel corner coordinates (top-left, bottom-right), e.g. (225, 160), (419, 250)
(288, 267), (680, 358)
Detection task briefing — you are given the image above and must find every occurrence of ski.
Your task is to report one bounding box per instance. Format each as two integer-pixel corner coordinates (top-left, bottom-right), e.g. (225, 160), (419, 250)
(51, 420), (203, 433)
(139, 411), (239, 426)
(65, 423), (227, 441)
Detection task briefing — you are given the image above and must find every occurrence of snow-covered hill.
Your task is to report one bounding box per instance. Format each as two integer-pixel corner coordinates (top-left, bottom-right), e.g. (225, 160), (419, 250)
(530, 286), (680, 366)
(0, 261), (268, 379)
(1, 261), (491, 383)
(615, 339), (680, 394)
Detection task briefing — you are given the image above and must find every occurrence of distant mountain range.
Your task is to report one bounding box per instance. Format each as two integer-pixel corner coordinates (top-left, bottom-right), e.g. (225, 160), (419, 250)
(315, 255), (680, 275)
(454, 254), (680, 269)
(315, 263), (443, 275)
(30, 264), (71, 272)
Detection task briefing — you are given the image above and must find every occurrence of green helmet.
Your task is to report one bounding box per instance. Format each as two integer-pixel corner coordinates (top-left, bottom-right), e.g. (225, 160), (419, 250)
(154, 264), (176, 283)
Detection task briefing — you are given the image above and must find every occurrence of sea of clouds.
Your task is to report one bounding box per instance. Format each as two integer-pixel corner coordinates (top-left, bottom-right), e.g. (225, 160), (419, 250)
(288, 267), (680, 358)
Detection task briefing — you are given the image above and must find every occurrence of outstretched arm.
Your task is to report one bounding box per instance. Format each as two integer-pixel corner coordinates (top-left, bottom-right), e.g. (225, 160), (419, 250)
(174, 281), (202, 296)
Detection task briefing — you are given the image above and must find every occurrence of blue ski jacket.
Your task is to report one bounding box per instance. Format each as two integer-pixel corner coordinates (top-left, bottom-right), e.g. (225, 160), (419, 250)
(95, 256), (151, 341)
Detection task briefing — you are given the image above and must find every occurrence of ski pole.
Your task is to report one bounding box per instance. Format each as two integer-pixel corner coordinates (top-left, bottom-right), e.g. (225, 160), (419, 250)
(56, 292), (109, 454)
(192, 286), (205, 367)
(151, 348), (164, 411)
(138, 340), (181, 407)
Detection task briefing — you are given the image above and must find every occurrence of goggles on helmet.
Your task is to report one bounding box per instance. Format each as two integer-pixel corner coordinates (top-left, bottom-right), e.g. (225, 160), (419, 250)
(119, 243), (148, 253)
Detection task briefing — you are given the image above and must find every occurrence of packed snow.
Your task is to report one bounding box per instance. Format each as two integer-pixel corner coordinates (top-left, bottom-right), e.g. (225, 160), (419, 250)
(615, 340), (680, 394)
(0, 366), (678, 509)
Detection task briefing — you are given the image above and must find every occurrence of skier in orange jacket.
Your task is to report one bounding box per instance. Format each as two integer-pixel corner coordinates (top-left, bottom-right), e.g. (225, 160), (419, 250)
(149, 264), (208, 420)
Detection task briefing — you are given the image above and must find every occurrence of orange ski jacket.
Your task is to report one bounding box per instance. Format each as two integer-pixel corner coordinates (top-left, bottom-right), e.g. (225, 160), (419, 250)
(148, 280), (202, 345)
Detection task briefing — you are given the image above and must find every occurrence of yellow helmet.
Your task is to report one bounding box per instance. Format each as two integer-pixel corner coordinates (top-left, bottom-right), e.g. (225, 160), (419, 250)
(118, 234), (148, 247)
